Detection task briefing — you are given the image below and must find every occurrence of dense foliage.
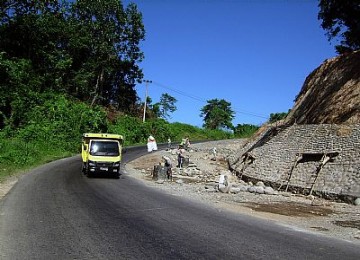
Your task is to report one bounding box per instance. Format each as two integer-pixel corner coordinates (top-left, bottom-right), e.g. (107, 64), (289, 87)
(0, 94), (108, 181)
(0, 0), (145, 129)
(318, 0), (360, 54)
(233, 124), (259, 138)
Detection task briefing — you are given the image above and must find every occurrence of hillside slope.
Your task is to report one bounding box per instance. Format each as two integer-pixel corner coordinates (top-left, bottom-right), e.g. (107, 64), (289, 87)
(229, 51), (360, 201)
(285, 50), (360, 124)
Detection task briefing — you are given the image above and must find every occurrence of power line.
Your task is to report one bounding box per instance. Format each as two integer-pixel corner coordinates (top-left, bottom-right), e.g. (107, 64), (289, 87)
(152, 81), (205, 103)
(151, 80), (269, 120)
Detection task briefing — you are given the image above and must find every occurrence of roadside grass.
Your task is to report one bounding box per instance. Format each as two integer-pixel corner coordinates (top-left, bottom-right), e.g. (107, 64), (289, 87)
(0, 137), (77, 183)
(0, 151), (76, 183)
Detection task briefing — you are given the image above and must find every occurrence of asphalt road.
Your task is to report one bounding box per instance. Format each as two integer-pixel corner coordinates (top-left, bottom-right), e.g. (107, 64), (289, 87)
(1, 145), (359, 259)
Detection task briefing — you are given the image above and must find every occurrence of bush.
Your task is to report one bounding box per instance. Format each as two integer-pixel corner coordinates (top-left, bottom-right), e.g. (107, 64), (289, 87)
(233, 124), (259, 138)
(108, 116), (145, 145)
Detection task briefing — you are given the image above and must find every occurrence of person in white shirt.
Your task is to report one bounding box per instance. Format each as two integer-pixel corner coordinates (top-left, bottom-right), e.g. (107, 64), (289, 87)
(147, 135), (158, 152)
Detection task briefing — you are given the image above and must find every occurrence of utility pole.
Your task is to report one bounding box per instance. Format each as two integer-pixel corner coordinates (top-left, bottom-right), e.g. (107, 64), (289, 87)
(142, 80), (152, 122)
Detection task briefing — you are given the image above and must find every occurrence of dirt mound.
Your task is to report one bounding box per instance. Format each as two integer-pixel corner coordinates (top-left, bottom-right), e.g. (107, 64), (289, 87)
(285, 50), (360, 124)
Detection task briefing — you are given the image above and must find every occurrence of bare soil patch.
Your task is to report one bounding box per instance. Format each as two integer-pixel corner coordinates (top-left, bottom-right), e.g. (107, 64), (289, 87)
(242, 201), (334, 217)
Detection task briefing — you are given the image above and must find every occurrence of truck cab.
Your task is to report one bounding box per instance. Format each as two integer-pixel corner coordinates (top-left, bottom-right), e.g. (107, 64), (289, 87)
(82, 133), (124, 178)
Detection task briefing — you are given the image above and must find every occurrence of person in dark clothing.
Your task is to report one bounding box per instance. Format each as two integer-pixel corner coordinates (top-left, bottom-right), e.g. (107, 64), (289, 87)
(162, 155), (172, 181)
(177, 145), (185, 168)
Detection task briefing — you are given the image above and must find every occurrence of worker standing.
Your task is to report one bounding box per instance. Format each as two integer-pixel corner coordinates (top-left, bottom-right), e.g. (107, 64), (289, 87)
(167, 137), (172, 150)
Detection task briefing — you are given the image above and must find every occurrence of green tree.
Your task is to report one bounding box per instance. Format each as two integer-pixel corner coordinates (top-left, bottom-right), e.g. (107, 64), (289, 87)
(269, 112), (288, 123)
(0, 52), (42, 129)
(200, 99), (235, 130)
(154, 93), (177, 120)
(70, 0), (145, 109)
(0, 0), (146, 130)
(318, 0), (360, 54)
(0, 0), (70, 91)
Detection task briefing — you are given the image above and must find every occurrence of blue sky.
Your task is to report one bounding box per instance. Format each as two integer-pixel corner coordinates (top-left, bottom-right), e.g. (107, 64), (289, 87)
(124, 0), (337, 127)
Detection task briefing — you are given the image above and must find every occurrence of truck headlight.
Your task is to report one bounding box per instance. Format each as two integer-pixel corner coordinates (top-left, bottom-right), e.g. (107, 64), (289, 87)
(88, 161), (96, 167)
(113, 162), (120, 167)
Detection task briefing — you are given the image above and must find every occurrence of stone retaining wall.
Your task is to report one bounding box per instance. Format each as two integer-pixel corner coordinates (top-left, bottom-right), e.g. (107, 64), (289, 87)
(228, 124), (360, 199)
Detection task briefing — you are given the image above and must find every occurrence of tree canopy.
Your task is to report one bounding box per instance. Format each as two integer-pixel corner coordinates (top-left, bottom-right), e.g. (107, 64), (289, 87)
(200, 99), (235, 130)
(156, 93), (177, 120)
(0, 0), (145, 128)
(318, 0), (360, 53)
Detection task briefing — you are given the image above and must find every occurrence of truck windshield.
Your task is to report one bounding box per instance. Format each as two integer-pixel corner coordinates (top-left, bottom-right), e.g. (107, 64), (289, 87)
(90, 141), (120, 156)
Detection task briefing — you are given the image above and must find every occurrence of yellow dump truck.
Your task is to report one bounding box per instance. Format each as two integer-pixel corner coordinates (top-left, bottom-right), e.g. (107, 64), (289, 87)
(81, 133), (124, 178)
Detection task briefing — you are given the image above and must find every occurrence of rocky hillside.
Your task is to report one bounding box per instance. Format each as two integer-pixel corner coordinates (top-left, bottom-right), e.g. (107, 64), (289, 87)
(228, 50), (360, 201)
(285, 50), (359, 124)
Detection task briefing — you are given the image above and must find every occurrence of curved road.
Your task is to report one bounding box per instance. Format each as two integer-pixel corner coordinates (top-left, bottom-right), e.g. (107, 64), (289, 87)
(1, 146), (359, 259)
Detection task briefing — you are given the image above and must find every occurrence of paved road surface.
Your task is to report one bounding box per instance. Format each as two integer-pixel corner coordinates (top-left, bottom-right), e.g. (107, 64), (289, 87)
(1, 146), (359, 259)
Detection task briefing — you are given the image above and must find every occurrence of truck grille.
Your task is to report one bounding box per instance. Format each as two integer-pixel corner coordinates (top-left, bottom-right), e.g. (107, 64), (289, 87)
(97, 162), (113, 167)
